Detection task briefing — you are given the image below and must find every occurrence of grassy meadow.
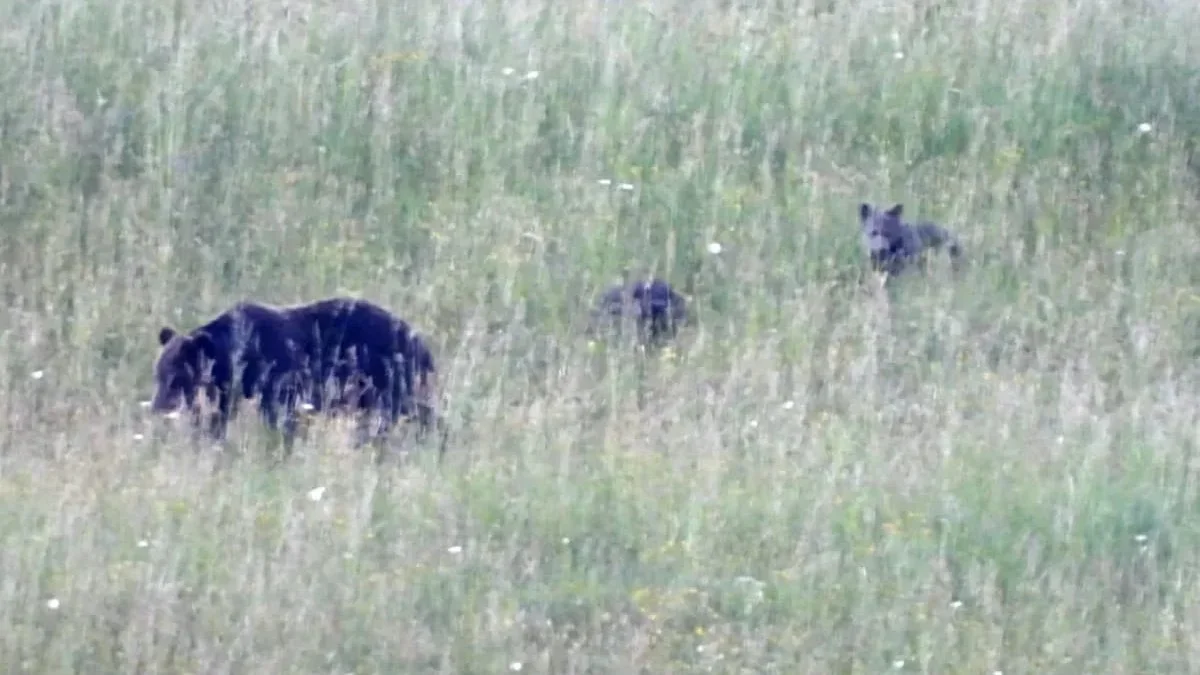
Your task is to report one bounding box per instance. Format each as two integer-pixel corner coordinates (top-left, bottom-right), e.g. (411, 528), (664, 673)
(4, 0), (1200, 670)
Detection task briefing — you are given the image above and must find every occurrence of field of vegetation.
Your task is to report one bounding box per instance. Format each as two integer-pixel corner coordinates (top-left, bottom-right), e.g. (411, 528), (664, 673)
(4, 0), (1200, 670)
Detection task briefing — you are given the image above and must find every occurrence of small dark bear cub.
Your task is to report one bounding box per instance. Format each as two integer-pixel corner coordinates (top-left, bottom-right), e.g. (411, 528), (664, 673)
(151, 297), (437, 450)
(589, 276), (688, 346)
(859, 202), (963, 277)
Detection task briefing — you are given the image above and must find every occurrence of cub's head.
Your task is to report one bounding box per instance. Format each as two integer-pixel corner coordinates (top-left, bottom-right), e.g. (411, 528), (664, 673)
(859, 202), (907, 273)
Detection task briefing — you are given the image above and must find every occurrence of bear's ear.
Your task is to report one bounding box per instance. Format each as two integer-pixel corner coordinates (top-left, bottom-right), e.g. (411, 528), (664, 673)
(886, 203), (904, 218)
(158, 327), (177, 346)
(859, 203), (872, 221)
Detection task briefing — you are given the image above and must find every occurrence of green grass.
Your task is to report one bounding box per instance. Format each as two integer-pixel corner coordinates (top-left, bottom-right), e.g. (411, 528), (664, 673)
(3, 0), (1200, 671)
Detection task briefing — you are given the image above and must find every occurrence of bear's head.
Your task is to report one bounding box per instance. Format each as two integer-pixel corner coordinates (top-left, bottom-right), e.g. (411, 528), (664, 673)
(402, 332), (439, 429)
(861, 202), (917, 275)
(151, 326), (218, 414)
(403, 333), (435, 395)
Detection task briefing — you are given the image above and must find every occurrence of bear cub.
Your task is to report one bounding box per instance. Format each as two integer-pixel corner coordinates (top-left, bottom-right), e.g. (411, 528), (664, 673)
(858, 202), (963, 277)
(590, 276), (688, 346)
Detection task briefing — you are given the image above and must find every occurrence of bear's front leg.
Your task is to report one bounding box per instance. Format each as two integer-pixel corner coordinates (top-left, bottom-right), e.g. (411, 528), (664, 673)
(261, 373), (304, 457)
(206, 383), (235, 441)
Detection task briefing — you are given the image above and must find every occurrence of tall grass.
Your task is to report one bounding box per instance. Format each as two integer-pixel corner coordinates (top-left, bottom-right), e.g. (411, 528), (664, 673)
(3, 0), (1200, 670)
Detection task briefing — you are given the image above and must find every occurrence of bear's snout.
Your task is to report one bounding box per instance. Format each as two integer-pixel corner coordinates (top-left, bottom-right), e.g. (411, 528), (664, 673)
(150, 389), (184, 415)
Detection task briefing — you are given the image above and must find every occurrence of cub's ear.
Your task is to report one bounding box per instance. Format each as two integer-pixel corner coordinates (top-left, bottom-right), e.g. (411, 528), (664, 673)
(886, 203), (904, 217)
(859, 203), (872, 221)
(158, 327), (177, 346)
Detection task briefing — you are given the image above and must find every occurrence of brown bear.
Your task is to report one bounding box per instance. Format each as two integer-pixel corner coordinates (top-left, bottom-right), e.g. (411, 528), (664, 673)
(151, 297), (437, 450)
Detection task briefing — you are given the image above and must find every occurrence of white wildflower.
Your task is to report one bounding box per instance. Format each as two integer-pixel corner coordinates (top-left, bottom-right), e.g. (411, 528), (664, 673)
(306, 486), (326, 502)
(523, 70), (539, 81)
(1136, 122), (1152, 135)
(46, 598), (60, 610)
(617, 182), (634, 191)
(501, 67), (515, 76)
(707, 242), (723, 255)
(30, 370), (44, 380)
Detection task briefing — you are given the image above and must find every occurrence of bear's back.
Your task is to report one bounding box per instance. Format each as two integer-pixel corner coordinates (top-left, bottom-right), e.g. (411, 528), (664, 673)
(286, 297), (407, 352)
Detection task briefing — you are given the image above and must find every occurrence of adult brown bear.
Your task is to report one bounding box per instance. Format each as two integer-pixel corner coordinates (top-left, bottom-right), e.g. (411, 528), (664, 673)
(151, 297), (437, 450)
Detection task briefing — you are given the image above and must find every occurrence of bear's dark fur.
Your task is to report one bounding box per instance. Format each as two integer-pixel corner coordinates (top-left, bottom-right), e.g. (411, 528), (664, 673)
(151, 297), (437, 448)
(589, 277), (688, 345)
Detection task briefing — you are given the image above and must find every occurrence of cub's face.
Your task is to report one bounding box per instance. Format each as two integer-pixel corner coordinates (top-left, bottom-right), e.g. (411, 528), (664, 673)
(151, 327), (216, 414)
(859, 202), (907, 273)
